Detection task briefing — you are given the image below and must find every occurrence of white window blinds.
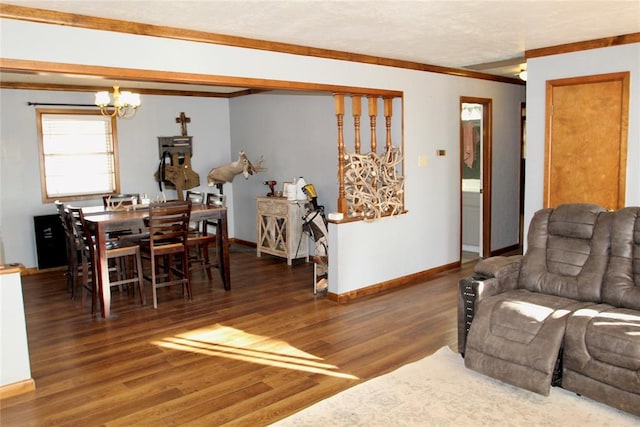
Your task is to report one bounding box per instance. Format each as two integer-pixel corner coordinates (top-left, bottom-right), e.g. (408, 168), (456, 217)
(39, 111), (117, 200)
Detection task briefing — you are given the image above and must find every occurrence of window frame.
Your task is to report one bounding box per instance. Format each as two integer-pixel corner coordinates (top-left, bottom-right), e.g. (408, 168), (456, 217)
(36, 108), (121, 203)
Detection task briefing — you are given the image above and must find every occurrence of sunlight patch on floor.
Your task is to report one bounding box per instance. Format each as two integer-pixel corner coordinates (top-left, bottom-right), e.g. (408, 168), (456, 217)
(152, 324), (359, 379)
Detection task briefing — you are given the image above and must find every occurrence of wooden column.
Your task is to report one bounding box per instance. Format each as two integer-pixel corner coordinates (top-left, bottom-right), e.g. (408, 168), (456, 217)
(368, 96), (378, 153)
(335, 94), (347, 214)
(384, 97), (393, 150)
(352, 95), (362, 154)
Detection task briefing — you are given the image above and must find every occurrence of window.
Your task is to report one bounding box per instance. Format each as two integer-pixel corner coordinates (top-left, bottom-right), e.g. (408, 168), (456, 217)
(37, 109), (120, 202)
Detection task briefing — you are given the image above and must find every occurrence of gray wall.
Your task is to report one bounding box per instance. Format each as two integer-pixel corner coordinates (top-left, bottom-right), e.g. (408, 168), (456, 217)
(228, 93), (337, 244)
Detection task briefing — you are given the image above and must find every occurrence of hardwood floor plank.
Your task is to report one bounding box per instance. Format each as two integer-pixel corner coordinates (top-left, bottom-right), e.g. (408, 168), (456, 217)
(0, 245), (474, 426)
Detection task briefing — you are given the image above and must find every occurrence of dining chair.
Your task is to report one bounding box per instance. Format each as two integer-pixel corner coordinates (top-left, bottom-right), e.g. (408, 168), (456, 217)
(203, 192), (226, 235)
(55, 201), (82, 297)
(185, 190), (206, 230)
(185, 191), (205, 204)
(186, 193), (218, 281)
(69, 207), (145, 315)
(140, 200), (192, 308)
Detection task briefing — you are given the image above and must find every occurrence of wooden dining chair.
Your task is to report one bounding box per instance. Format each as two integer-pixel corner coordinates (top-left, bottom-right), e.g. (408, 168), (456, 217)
(185, 191), (205, 204)
(55, 201), (82, 297)
(185, 192), (219, 280)
(204, 192), (226, 233)
(185, 190), (205, 230)
(140, 200), (192, 308)
(69, 207), (145, 315)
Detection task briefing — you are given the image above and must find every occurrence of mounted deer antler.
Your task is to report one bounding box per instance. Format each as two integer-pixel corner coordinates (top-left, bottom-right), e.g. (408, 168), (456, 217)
(249, 155), (266, 174)
(207, 151), (266, 185)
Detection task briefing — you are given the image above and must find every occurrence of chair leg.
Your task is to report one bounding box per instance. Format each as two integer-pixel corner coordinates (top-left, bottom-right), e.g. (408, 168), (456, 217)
(151, 255), (158, 309)
(66, 247), (74, 295)
(70, 249), (80, 299)
(183, 250), (192, 300)
(80, 256), (89, 306)
(203, 243), (213, 280)
(143, 249), (191, 309)
(135, 250), (145, 305)
(92, 261), (100, 316)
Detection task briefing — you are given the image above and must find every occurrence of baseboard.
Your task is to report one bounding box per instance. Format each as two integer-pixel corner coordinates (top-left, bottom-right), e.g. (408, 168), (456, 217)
(0, 378), (35, 399)
(327, 260), (461, 303)
(462, 244), (480, 253)
(231, 238), (256, 248)
(19, 265), (65, 276)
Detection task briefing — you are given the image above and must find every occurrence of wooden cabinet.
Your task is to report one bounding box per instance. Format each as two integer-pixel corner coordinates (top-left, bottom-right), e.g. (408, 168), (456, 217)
(256, 197), (308, 265)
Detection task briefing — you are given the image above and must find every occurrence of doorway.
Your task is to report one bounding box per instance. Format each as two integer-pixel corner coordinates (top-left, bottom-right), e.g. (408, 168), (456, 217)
(460, 97), (492, 262)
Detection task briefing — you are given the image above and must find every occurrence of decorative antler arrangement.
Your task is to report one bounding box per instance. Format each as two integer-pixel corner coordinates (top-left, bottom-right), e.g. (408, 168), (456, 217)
(344, 145), (404, 220)
(105, 195), (137, 212)
(334, 94), (404, 220)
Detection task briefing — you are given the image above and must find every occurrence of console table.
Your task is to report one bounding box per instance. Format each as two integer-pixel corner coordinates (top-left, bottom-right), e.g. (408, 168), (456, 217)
(256, 197), (308, 265)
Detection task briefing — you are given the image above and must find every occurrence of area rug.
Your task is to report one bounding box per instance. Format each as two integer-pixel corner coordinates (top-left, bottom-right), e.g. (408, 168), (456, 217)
(271, 346), (638, 426)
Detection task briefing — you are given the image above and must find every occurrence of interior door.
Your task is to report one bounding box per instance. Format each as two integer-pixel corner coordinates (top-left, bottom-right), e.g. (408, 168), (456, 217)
(544, 72), (630, 210)
(460, 98), (492, 260)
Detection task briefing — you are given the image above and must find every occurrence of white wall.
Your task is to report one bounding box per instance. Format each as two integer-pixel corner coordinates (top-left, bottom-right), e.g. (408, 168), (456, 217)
(524, 43), (640, 236)
(0, 18), (525, 294)
(0, 270), (32, 387)
(0, 88), (231, 267)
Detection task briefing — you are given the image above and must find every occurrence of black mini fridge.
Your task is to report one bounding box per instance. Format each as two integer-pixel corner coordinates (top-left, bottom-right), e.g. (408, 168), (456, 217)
(33, 214), (67, 269)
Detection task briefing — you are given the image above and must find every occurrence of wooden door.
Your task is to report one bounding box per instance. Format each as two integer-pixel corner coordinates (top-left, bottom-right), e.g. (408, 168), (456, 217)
(544, 72), (629, 210)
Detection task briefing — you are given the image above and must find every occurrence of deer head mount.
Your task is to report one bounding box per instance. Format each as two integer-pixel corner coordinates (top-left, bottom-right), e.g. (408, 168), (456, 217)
(207, 151), (265, 185)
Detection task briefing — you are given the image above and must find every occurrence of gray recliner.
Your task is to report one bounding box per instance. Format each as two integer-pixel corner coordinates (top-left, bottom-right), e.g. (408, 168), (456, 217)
(463, 204), (612, 395)
(562, 207), (640, 416)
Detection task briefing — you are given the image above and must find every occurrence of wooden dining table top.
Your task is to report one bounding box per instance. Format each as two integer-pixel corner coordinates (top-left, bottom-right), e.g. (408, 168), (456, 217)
(81, 204), (227, 229)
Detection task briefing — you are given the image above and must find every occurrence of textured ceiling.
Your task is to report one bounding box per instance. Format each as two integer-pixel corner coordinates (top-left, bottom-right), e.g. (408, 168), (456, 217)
(2, 0), (640, 80)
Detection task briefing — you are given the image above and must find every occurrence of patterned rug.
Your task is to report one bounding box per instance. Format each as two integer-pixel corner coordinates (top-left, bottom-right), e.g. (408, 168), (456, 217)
(271, 346), (638, 426)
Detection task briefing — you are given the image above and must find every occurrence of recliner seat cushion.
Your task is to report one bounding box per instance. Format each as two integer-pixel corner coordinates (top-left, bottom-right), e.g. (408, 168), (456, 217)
(563, 304), (640, 416)
(584, 308), (640, 371)
(465, 289), (590, 395)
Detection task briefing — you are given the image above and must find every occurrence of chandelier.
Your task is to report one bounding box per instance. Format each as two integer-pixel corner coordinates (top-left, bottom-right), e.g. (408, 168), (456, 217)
(518, 69), (528, 81)
(94, 82), (141, 118)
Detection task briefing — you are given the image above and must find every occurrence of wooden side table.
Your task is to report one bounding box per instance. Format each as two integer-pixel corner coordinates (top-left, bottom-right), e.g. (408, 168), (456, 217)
(256, 197), (309, 265)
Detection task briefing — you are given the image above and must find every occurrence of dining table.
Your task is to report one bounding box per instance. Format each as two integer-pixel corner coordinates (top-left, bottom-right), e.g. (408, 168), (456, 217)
(82, 203), (230, 319)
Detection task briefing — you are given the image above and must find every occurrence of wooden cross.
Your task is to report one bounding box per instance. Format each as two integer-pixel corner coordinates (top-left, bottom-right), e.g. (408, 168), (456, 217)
(175, 112), (191, 136)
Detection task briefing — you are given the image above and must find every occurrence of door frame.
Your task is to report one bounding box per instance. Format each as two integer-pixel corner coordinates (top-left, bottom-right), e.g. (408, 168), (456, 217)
(519, 102), (526, 250)
(460, 97), (492, 259)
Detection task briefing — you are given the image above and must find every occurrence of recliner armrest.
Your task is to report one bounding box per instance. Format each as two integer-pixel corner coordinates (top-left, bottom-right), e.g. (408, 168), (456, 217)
(457, 255), (522, 356)
(474, 255), (522, 282)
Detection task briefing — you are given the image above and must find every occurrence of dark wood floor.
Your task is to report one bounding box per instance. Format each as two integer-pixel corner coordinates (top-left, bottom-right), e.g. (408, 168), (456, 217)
(1, 245), (473, 426)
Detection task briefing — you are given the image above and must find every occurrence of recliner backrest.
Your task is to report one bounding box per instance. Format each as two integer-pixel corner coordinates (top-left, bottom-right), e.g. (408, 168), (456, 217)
(602, 207), (640, 310)
(519, 203), (612, 302)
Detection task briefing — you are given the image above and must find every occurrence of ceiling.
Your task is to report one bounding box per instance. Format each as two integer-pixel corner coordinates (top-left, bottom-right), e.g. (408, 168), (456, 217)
(2, 0), (639, 92)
